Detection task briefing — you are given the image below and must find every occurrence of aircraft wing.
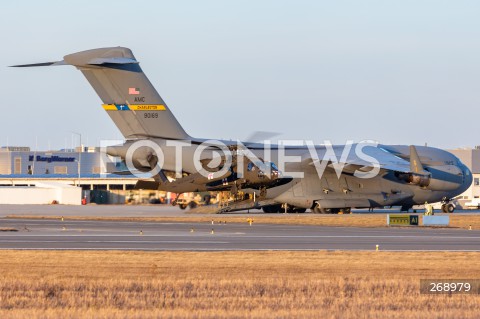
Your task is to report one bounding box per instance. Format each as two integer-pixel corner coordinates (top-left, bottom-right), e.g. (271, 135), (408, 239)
(345, 145), (412, 173)
(304, 145), (413, 175)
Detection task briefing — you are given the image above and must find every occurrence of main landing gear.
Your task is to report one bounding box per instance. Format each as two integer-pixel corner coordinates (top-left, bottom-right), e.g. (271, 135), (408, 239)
(311, 205), (351, 214)
(441, 203), (455, 213)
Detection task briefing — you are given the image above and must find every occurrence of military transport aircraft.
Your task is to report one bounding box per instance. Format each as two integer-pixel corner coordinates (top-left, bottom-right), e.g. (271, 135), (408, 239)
(12, 47), (472, 213)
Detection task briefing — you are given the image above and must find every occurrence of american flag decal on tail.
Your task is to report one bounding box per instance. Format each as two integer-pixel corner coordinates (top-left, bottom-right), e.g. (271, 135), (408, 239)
(128, 87), (140, 95)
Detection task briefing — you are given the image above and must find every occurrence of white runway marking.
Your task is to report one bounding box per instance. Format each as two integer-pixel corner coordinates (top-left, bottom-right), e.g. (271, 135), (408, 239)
(0, 240), (229, 244)
(2, 248), (480, 252)
(2, 234), (479, 239)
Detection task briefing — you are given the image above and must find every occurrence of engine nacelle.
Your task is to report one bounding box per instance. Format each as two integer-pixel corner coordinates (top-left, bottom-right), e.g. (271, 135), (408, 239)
(407, 173), (430, 187)
(397, 172), (430, 188)
(107, 144), (158, 172)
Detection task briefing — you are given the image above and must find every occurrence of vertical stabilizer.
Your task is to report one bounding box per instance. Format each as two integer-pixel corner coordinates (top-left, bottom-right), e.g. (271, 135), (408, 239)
(13, 47), (190, 140)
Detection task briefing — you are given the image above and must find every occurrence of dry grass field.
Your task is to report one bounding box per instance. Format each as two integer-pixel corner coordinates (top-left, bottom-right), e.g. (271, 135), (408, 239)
(8, 213), (480, 229)
(0, 251), (479, 318)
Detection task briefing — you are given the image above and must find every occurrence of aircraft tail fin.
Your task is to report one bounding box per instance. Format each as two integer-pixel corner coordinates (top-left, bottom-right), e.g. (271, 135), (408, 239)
(12, 47), (190, 140)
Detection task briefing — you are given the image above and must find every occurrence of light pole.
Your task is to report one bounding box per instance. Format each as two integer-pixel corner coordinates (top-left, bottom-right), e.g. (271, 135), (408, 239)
(72, 132), (82, 187)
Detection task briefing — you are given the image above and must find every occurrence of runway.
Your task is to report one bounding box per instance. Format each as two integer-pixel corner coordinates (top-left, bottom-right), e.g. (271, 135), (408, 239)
(1, 204), (479, 218)
(1, 218), (480, 251)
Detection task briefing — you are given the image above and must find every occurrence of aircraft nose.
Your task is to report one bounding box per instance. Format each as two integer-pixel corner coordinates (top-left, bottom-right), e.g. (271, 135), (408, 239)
(462, 165), (473, 193)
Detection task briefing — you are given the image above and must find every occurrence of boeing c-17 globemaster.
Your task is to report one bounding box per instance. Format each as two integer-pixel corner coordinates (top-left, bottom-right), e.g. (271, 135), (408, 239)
(12, 47), (472, 213)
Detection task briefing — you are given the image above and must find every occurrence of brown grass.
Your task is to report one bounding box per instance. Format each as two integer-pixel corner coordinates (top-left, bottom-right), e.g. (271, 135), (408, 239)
(7, 213), (480, 229)
(0, 251), (478, 318)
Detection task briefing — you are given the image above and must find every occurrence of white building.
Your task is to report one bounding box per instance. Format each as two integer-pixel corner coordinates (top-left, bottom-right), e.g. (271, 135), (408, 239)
(0, 146), (143, 204)
(449, 147), (480, 203)
(0, 182), (81, 205)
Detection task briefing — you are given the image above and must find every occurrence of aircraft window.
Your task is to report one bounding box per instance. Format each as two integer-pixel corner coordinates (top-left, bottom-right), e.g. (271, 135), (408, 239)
(247, 162), (254, 171)
(270, 162), (279, 171)
(474, 178), (479, 186)
(254, 161), (268, 171)
(455, 156), (466, 167)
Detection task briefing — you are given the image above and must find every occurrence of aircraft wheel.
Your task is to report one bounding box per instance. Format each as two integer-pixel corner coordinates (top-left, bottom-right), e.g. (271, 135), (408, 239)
(312, 206), (322, 214)
(446, 203), (455, 213)
(330, 208), (341, 214)
(286, 205), (296, 213)
(312, 205), (334, 214)
(274, 205), (283, 213)
(441, 204), (447, 213)
(189, 202), (197, 209)
(400, 205), (411, 212)
(179, 204), (187, 210)
(262, 205), (281, 213)
(341, 208), (352, 214)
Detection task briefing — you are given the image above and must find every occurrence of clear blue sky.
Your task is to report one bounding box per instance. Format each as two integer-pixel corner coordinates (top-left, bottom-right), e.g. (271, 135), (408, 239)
(1, 0), (480, 150)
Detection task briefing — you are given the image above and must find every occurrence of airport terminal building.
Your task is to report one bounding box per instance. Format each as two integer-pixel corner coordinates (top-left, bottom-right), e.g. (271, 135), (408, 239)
(0, 146), (137, 190)
(1, 146), (101, 177)
(0, 146), (149, 205)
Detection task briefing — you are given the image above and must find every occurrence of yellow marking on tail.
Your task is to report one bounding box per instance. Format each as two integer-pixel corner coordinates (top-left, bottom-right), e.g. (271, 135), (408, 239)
(102, 104), (166, 111)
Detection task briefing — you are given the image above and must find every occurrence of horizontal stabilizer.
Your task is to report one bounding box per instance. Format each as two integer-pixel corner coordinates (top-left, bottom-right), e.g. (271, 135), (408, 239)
(88, 57), (138, 65)
(10, 61), (66, 67)
(10, 57), (137, 68)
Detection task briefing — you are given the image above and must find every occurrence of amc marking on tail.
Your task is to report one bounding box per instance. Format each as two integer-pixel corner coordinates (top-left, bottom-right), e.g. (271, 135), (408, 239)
(102, 104), (166, 111)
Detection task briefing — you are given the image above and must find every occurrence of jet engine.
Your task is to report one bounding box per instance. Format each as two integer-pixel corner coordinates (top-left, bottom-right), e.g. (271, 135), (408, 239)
(396, 172), (430, 188)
